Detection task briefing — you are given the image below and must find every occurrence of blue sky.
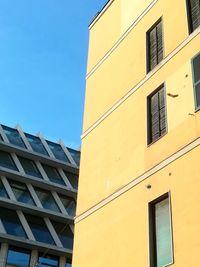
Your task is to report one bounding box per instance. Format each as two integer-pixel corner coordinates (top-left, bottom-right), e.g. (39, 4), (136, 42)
(0, 0), (106, 149)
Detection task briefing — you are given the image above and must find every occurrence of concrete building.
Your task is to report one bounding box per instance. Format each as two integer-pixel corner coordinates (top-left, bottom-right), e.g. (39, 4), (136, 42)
(0, 124), (80, 267)
(73, 0), (200, 266)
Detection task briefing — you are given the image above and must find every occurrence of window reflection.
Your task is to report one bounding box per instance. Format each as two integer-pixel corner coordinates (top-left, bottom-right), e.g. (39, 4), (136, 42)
(0, 179), (8, 198)
(25, 133), (48, 156)
(67, 148), (80, 165)
(6, 246), (30, 267)
(2, 125), (26, 148)
(42, 164), (65, 185)
(25, 214), (55, 245)
(18, 156), (42, 179)
(38, 253), (59, 267)
(0, 207), (27, 238)
(51, 220), (73, 249)
(0, 151), (18, 171)
(59, 194), (76, 217)
(34, 187), (60, 213)
(47, 141), (70, 163)
(64, 171), (78, 190)
(9, 179), (35, 206)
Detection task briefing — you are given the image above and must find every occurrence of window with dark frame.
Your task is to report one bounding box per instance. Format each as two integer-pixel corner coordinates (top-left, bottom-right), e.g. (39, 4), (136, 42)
(192, 52), (200, 108)
(147, 85), (166, 144)
(149, 194), (173, 267)
(186, 0), (200, 33)
(147, 18), (163, 72)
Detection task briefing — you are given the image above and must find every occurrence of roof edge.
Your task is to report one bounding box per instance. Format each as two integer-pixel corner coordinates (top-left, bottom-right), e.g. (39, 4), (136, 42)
(88, 0), (114, 29)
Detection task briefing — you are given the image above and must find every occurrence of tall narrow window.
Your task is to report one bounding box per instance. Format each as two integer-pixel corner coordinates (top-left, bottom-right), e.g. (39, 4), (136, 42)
(187, 0), (200, 33)
(147, 85), (166, 144)
(147, 19), (163, 72)
(192, 52), (200, 108)
(149, 194), (173, 267)
(64, 171), (78, 190)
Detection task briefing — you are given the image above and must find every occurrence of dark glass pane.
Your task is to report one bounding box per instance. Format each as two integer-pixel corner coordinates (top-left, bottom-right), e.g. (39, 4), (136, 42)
(25, 214), (55, 245)
(59, 194), (76, 217)
(189, 0), (200, 31)
(35, 187), (60, 212)
(9, 179), (35, 206)
(51, 220), (73, 249)
(0, 135), (3, 141)
(195, 83), (200, 108)
(0, 207), (27, 238)
(2, 125), (26, 148)
(6, 247), (30, 267)
(67, 148), (80, 166)
(42, 164), (65, 185)
(66, 259), (72, 267)
(0, 151), (18, 171)
(25, 133), (48, 155)
(38, 254), (59, 267)
(0, 179), (8, 198)
(18, 156), (42, 179)
(64, 171), (78, 190)
(47, 141), (70, 163)
(155, 198), (173, 267)
(193, 53), (200, 83)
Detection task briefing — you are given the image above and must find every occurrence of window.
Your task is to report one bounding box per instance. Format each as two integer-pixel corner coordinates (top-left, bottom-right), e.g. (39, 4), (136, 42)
(38, 254), (59, 267)
(47, 141), (70, 163)
(187, 0), (200, 33)
(0, 151), (18, 171)
(2, 125), (26, 148)
(34, 187), (60, 213)
(147, 19), (163, 72)
(192, 52), (200, 108)
(147, 85), (166, 144)
(0, 179), (8, 198)
(25, 133), (48, 155)
(59, 194), (76, 217)
(6, 246), (30, 267)
(51, 220), (74, 249)
(42, 164), (65, 185)
(149, 194), (173, 267)
(9, 179), (35, 206)
(25, 214), (55, 245)
(0, 207), (27, 238)
(64, 171), (78, 190)
(67, 148), (80, 165)
(66, 259), (72, 267)
(18, 156), (42, 179)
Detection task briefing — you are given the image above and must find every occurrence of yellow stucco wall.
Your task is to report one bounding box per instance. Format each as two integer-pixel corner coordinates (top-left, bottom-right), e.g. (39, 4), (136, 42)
(74, 146), (200, 266)
(73, 0), (200, 266)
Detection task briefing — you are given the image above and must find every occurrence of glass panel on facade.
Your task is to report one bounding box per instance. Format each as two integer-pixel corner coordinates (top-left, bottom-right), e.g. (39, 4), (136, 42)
(59, 194), (76, 217)
(51, 220), (73, 249)
(25, 214), (55, 245)
(42, 164), (65, 185)
(25, 133), (48, 155)
(9, 179), (35, 206)
(38, 254), (59, 267)
(0, 179), (8, 198)
(18, 156), (42, 179)
(34, 187), (60, 212)
(0, 151), (18, 171)
(6, 246), (30, 267)
(64, 171), (78, 190)
(46, 141), (70, 162)
(2, 125), (26, 148)
(67, 148), (80, 165)
(0, 207), (27, 238)
(66, 259), (72, 267)
(0, 135), (3, 141)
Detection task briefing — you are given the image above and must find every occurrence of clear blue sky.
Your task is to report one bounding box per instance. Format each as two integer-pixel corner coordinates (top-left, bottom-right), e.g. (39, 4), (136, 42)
(0, 0), (106, 149)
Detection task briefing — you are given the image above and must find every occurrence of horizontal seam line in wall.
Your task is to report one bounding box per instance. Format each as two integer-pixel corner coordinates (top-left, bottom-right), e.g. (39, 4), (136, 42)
(86, 0), (159, 79)
(75, 137), (200, 223)
(82, 28), (200, 140)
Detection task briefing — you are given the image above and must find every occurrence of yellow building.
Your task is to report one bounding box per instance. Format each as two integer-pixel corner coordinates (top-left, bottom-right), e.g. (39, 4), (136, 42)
(73, 0), (200, 266)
